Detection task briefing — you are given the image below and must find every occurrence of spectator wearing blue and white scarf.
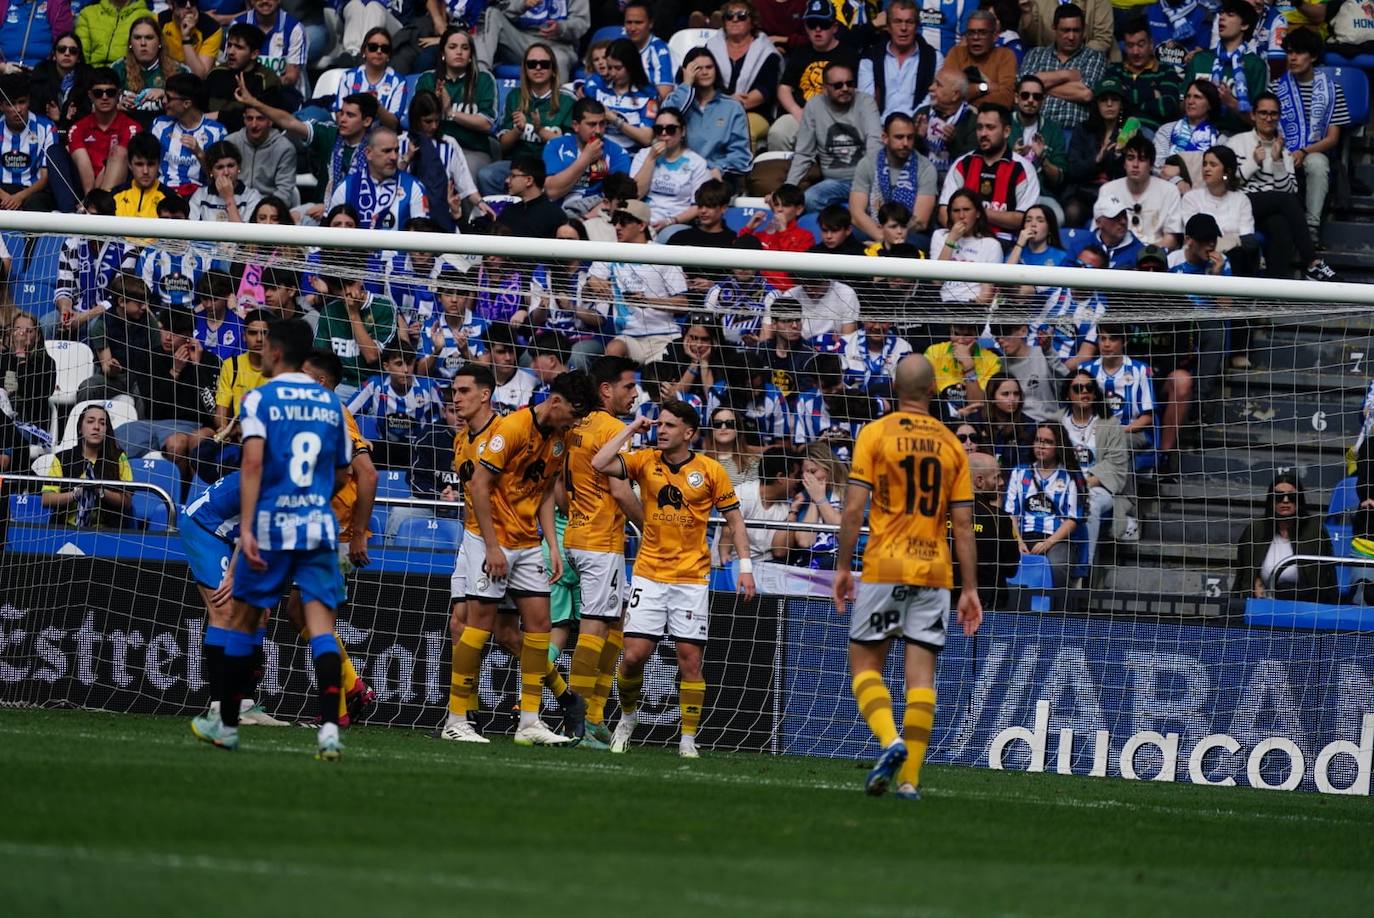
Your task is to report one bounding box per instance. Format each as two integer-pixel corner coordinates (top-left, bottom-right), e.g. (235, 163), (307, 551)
(328, 127), (430, 230)
(848, 112), (938, 244)
(1183, 0), (1268, 134)
(1271, 27), (1351, 237)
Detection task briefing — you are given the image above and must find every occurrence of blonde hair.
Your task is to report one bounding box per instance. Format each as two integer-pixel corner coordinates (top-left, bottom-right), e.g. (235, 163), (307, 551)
(805, 442), (849, 488)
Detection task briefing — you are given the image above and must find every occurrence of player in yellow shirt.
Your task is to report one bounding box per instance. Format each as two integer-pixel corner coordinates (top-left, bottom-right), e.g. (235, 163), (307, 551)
(456, 369), (599, 746)
(562, 355), (645, 749)
(592, 399), (756, 758)
(833, 355), (983, 800)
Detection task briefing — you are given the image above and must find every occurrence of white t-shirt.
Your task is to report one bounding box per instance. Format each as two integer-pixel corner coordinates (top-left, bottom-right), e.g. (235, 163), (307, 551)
(1260, 533), (1298, 589)
(734, 479), (793, 561)
(629, 148), (711, 225)
(588, 259), (687, 337)
(492, 367), (539, 415)
(1096, 177), (1183, 247)
(778, 282), (861, 340)
(929, 229), (1003, 303)
(188, 184), (263, 222)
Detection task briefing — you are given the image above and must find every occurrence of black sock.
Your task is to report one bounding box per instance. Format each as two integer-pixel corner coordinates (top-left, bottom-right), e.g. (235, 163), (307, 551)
(204, 644), (225, 712)
(221, 653), (251, 728)
(251, 645), (265, 689)
(314, 652), (342, 727)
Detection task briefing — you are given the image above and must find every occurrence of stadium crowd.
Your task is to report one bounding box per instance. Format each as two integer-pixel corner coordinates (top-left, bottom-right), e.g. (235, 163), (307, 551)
(0, 0), (1370, 595)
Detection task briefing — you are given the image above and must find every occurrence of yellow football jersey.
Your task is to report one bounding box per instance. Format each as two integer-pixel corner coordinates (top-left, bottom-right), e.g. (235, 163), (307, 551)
(332, 407), (372, 543)
(479, 406), (567, 550)
(455, 412), (498, 536)
(620, 449), (739, 585)
(848, 410), (973, 588)
(923, 342), (1001, 408)
(563, 410), (631, 554)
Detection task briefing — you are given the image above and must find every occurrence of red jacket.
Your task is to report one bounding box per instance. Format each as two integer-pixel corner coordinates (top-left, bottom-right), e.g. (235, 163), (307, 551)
(743, 222), (816, 290)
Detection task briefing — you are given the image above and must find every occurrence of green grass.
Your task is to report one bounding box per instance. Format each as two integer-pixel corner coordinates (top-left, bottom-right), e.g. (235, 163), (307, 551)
(1, 708), (1371, 918)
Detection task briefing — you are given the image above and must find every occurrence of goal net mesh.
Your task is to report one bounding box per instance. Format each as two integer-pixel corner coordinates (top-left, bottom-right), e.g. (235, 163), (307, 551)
(1, 222), (1372, 791)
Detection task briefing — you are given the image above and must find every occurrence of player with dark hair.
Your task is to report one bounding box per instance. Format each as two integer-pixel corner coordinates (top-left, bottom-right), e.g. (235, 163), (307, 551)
(191, 318), (353, 759)
(446, 368), (600, 745)
(832, 355), (983, 799)
(562, 355), (645, 748)
(592, 398), (756, 758)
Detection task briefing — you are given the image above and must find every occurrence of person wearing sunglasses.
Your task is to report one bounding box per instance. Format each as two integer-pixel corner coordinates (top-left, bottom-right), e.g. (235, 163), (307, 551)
(663, 47), (752, 192)
(939, 9), (1015, 109)
(703, 406), (759, 485)
(1233, 473), (1337, 604)
(333, 26), (406, 131)
(1087, 193), (1144, 269)
(593, 199), (689, 366)
(67, 66), (140, 193)
(29, 30), (93, 133)
(1010, 73), (1066, 195)
(630, 106), (710, 231)
(480, 42), (573, 195)
(786, 58), (881, 213)
(1060, 371), (1133, 570)
(768, 0), (843, 154)
(160, 0), (220, 79)
(0, 0), (72, 68)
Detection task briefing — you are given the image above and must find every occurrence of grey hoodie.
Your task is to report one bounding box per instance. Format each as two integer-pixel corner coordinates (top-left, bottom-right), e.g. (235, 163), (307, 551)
(787, 92), (882, 185)
(226, 126), (299, 207)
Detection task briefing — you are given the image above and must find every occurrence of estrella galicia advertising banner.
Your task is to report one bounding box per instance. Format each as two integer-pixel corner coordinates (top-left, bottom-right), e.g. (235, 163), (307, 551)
(780, 598), (1374, 795)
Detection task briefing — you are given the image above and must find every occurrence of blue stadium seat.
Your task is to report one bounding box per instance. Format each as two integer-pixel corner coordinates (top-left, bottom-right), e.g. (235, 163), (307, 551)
(356, 413), (381, 442)
(11, 233), (63, 319)
(392, 516), (462, 550)
(184, 477), (210, 509)
(1324, 51), (1374, 70)
(1329, 475), (1358, 518)
(368, 510), (387, 545)
(1322, 66), (1370, 127)
(590, 24), (625, 44)
(494, 78), (520, 125)
(724, 204), (769, 233)
(493, 63), (522, 80)
(1007, 554), (1053, 611)
(376, 469), (410, 500)
(797, 212), (822, 241)
(1060, 227), (1092, 256)
(129, 457), (183, 506)
(132, 491), (170, 531)
(8, 492), (47, 522)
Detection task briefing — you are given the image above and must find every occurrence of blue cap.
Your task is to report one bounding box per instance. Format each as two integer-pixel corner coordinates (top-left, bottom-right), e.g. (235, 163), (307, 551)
(803, 0), (836, 24)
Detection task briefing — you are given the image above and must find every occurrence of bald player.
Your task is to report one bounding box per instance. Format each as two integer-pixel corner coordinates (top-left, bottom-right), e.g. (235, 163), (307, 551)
(833, 355), (983, 800)
(965, 450), (1018, 611)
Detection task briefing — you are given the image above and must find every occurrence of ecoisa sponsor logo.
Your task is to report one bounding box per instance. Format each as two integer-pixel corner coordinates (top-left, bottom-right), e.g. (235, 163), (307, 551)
(989, 700), (1374, 796)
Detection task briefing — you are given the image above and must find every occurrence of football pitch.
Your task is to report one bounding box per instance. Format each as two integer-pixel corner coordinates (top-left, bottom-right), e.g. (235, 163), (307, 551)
(2, 708), (1370, 917)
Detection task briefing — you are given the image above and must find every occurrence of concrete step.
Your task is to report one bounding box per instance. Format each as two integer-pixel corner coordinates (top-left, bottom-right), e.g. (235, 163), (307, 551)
(1228, 366), (1369, 395)
(1170, 450), (1349, 491)
(1216, 389), (1364, 439)
(1198, 422), (1349, 453)
(1116, 537), (1237, 567)
(1320, 218), (1374, 249)
(1139, 513), (1248, 547)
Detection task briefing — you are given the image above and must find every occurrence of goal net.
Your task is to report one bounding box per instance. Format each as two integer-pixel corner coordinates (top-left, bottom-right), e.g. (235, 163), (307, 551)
(1, 214), (1372, 794)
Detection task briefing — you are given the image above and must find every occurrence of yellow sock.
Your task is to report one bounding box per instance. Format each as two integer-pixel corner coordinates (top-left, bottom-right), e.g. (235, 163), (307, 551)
(521, 632), (551, 716)
(899, 687), (937, 788)
(617, 664), (643, 716)
(852, 671), (899, 748)
(544, 661), (568, 697)
(570, 633), (605, 716)
(679, 678), (706, 737)
(337, 634), (359, 694)
(590, 629), (623, 724)
(450, 628), (490, 716)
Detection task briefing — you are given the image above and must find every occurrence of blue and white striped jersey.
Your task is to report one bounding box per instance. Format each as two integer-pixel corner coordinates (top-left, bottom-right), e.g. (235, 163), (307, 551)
(239, 372), (352, 551)
(346, 374), (446, 444)
(840, 329), (913, 393)
(633, 393), (705, 448)
(334, 65), (409, 120)
(149, 115), (227, 189)
(0, 111), (54, 186)
(583, 74), (656, 150)
(791, 388), (885, 459)
(1003, 464), (1085, 537)
(1034, 287), (1104, 362)
(529, 269), (602, 342)
(706, 379), (790, 444)
(195, 311), (246, 361)
(134, 245), (216, 312)
(1081, 356), (1156, 427)
(184, 470), (242, 541)
(382, 250), (447, 325)
(640, 38), (673, 86)
(417, 314), (489, 380)
(235, 8), (309, 77)
(327, 168), (429, 230)
(56, 236), (128, 312)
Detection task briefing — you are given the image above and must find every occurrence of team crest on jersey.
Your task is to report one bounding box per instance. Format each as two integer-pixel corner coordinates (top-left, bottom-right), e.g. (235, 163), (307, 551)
(552, 441), (564, 457)
(686, 470), (704, 489)
(488, 434), (505, 454)
(656, 484), (685, 509)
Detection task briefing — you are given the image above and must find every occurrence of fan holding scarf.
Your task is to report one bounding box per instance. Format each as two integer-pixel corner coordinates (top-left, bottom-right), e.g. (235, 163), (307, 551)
(1269, 27), (1351, 236)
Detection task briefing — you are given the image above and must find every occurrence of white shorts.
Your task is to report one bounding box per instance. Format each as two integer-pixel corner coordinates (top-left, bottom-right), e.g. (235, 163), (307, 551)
(450, 538), (468, 602)
(623, 576), (709, 643)
(848, 582), (951, 650)
(463, 531), (550, 600)
(568, 549), (626, 621)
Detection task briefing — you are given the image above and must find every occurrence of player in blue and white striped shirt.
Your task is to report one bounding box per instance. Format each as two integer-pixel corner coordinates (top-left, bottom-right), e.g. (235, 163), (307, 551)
(347, 344), (445, 468)
(0, 73), (55, 211)
(192, 318), (353, 759)
(150, 73), (227, 194)
(1003, 423), (1085, 586)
